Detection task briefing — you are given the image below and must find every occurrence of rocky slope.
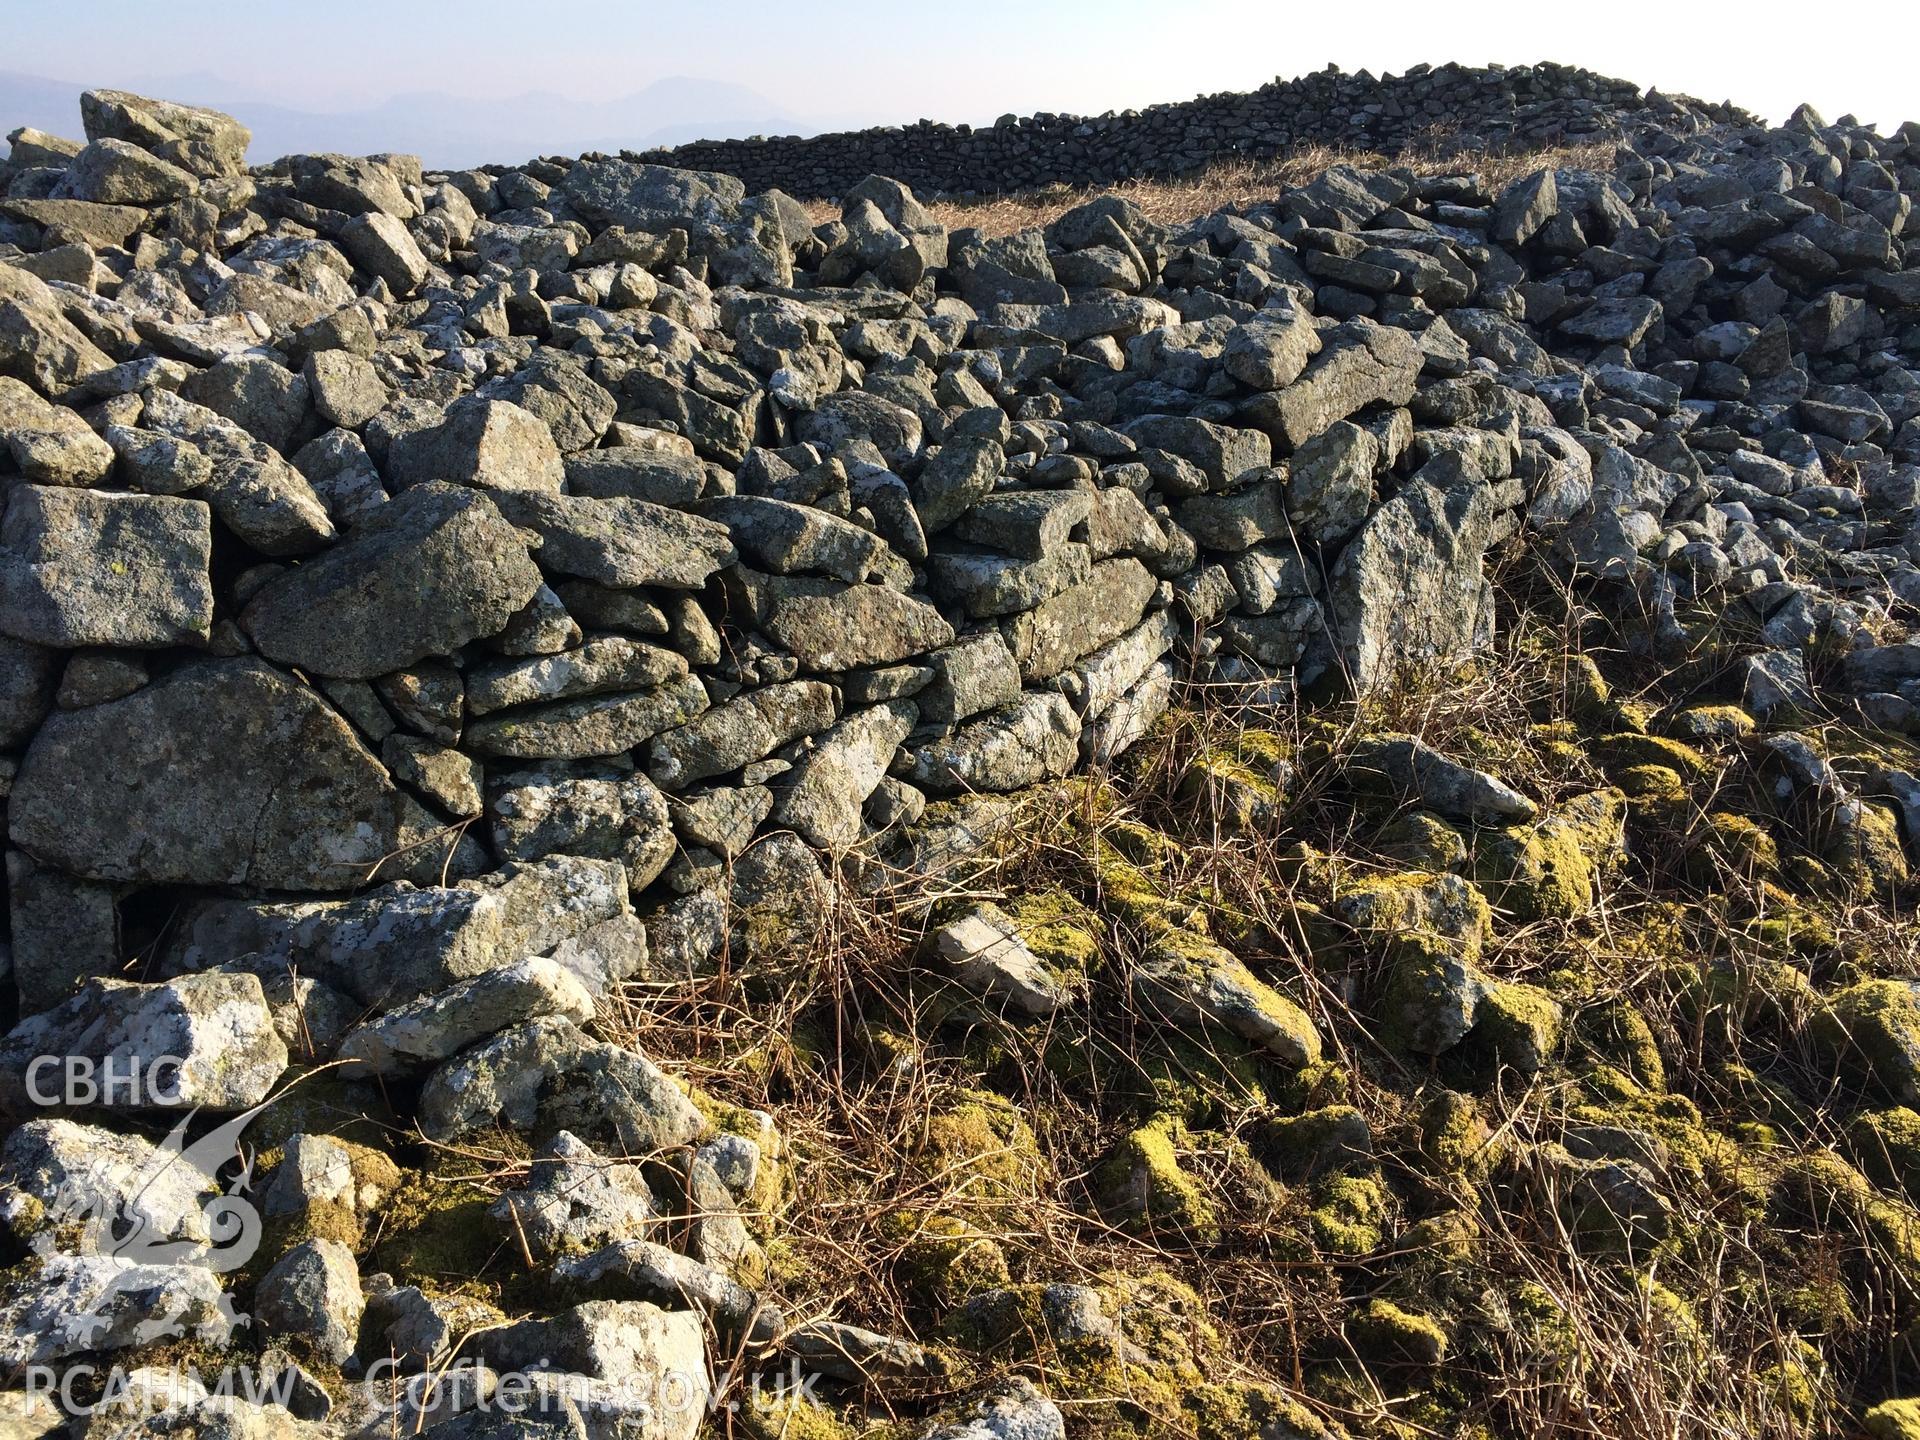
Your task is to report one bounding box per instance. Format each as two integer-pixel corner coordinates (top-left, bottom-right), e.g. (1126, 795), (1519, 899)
(647, 60), (1749, 199)
(0, 74), (1916, 1440)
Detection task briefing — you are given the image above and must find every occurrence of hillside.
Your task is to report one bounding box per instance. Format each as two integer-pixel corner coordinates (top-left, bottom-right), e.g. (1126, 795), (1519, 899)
(0, 68), (1917, 1440)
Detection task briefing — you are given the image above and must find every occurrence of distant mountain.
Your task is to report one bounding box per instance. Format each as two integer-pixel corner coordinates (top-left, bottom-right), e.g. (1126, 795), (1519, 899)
(0, 69), (827, 169)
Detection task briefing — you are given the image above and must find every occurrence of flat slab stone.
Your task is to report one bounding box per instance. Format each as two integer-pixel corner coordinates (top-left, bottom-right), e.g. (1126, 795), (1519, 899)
(0, 486), (213, 648)
(7, 657), (458, 891)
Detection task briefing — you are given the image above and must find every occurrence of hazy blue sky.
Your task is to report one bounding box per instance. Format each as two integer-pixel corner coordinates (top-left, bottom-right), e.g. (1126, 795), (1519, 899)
(7, 0), (1914, 137)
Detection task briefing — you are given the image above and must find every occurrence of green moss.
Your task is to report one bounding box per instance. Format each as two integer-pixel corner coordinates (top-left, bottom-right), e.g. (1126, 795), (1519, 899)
(1610, 763), (1690, 820)
(738, 1390), (861, 1440)
(917, 1089), (1048, 1215)
(942, 1271), (1224, 1437)
(369, 1163), (515, 1289)
(1560, 652), (1613, 720)
(1253, 1105), (1373, 1182)
(1685, 811), (1781, 884)
(1179, 740), (1288, 834)
(681, 1088), (787, 1240)
(1470, 788), (1623, 921)
(1309, 1173), (1389, 1256)
(1756, 1339), (1822, 1428)
(1507, 1280), (1579, 1372)
(1119, 1027), (1275, 1126)
(1091, 833), (1206, 932)
(1330, 869), (1491, 966)
(1402, 1208), (1480, 1261)
(1572, 998), (1666, 1090)
(255, 1137), (403, 1264)
(1635, 1276), (1705, 1356)
(1473, 980), (1565, 1073)
(1671, 952), (1819, 1034)
(1183, 1382), (1332, 1440)
(1003, 887), (1103, 977)
(1348, 1298), (1448, 1366)
(1094, 1114), (1224, 1243)
(1418, 1090), (1499, 1184)
(1816, 980), (1920, 1104)
(1772, 1150), (1920, 1276)
(1866, 1397), (1920, 1439)
(1591, 732), (1713, 781)
(876, 1209), (1010, 1305)
(1714, 1062), (1814, 1138)
(1847, 1107), (1920, 1200)
(1665, 704), (1756, 742)
(1375, 811), (1467, 871)
(1825, 800), (1911, 893)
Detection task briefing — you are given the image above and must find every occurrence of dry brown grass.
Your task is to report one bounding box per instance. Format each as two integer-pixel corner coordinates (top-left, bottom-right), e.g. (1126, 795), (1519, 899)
(801, 139), (1619, 237)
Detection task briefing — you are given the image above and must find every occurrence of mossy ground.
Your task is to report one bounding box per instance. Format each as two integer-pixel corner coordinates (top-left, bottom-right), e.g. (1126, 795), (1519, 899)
(75, 554), (1920, 1440)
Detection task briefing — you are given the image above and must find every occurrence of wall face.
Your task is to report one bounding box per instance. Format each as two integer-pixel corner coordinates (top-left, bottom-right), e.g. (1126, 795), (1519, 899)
(628, 61), (1747, 198)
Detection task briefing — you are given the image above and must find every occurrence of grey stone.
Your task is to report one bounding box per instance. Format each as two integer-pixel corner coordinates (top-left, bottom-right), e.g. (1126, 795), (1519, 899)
(387, 397), (565, 494)
(1345, 733), (1537, 824)
(8, 658), (459, 891)
(1123, 415), (1270, 491)
(419, 1016), (703, 1153)
(1003, 558), (1156, 682)
(903, 692), (1081, 794)
(951, 490), (1092, 561)
(0, 636), (57, 748)
(700, 494), (903, 584)
(1133, 930), (1321, 1065)
(918, 633), (1022, 725)
(565, 448), (710, 505)
(383, 734), (483, 816)
(488, 762), (677, 888)
(1492, 168), (1558, 248)
(468, 637), (687, 716)
(0, 486), (212, 648)
(6, 852), (118, 1012)
(913, 437), (1004, 533)
(931, 902), (1085, 1016)
(648, 680), (837, 789)
(340, 212), (429, 295)
(0, 972), (286, 1111)
(255, 1239), (363, 1365)
(927, 543), (1093, 619)
(0, 376), (115, 484)
(770, 700), (918, 848)
(1285, 420), (1379, 544)
(305, 350), (387, 429)
(729, 571), (955, 672)
(80, 89), (250, 177)
(489, 1131), (656, 1264)
(492, 491), (736, 590)
(242, 483), (542, 680)
(1326, 476), (1498, 693)
(179, 355), (311, 453)
(337, 957), (596, 1076)
(0, 1254), (234, 1366)
(465, 673), (709, 760)
(1240, 319), (1422, 450)
(1222, 303), (1322, 390)
(139, 389), (335, 555)
(0, 1117), (218, 1248)
(0, 265), (115, 398)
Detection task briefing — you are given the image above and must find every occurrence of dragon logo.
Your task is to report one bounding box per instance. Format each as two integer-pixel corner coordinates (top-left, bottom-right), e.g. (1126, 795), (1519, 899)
(32, 1095), (275, 1348)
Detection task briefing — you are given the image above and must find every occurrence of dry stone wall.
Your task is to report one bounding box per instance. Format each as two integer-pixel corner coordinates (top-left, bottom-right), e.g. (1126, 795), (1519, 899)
(638, 60), (1750, 199)
(0, 74), (1917, 1431)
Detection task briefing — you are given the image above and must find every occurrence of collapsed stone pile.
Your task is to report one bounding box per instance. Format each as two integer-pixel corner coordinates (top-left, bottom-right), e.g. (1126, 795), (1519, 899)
(0, 72), (1916, 1440)
(646, 60), (1748, 199)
